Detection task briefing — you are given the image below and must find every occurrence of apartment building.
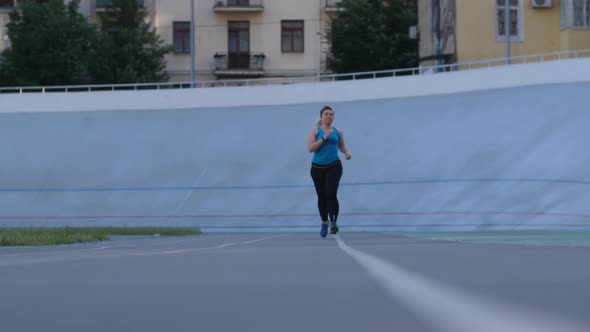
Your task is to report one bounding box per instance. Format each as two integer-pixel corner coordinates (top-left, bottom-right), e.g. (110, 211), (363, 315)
(1, 0), (343, 82)
(150, 0), (339, 81)
(418, 0), (590, 67)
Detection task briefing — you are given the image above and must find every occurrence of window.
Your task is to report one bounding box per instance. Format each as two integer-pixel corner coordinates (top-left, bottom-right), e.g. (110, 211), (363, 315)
(562, 0), (590, 28)
(281, 20), (304, 53)
(227, 21), (250, 69)
(173, 22), (191, 54)
(495, 0), (522, 41)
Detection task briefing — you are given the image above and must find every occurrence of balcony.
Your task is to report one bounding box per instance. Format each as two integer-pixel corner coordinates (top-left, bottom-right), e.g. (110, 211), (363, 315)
(96, 0), (144, 11)
(213, 52), (265, 77)
(325, 0), (343, 12)
(213, 0), (263, 13)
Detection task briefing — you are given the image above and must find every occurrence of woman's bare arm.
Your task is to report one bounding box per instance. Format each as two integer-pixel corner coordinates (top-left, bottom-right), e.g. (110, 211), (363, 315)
(307, 127), (321, 152)
(338, 129), (351, 159)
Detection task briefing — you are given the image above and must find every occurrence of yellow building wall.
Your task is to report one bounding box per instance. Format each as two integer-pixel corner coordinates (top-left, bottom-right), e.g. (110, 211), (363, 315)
(0, 12), (9, 52)
(560, 29), (590, 52)
(456, 0), (565, 62)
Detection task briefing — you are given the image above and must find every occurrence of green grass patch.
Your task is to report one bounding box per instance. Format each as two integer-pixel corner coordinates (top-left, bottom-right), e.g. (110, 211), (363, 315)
(0, 227), (201, 247)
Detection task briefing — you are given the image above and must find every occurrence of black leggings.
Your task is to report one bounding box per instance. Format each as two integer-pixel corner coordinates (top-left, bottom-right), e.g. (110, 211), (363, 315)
(310, 160), (343, 222)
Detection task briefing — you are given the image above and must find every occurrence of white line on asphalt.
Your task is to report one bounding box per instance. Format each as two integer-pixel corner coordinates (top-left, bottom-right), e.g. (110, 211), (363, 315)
(3, 244), (135, 256)
(150, 236), (206, 245)
(80, 245), (135, 251)
(0, 236), (279, 264)
(241, 236), (277, 244)
(138, 236), (279, 255)
(335, 235), (585, 332)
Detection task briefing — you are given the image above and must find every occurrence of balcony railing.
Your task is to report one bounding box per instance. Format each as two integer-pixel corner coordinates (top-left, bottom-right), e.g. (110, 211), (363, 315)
(213, 52), (265, 77)
(96, 0), (144, 9)
(213, 0), (263, 13)
(325, 0), (343, 11)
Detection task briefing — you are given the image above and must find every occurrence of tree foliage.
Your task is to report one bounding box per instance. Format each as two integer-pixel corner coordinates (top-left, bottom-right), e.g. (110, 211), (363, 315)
(328, 0), (418, 74)
(0, 0), (107, 86)
(0, 0), (172, 87)
(98, 0), (173, 83)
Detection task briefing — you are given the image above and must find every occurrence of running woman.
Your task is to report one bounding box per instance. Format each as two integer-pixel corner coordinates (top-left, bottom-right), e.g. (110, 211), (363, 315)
(307, 105), (351, 238)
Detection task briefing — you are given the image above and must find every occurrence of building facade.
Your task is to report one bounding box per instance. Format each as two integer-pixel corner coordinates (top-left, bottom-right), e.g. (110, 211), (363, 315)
(1, 0), (342, 82)
(418, 0), (590, 67)
(0, 0), (16, 52)
(417, 0), (456, 68)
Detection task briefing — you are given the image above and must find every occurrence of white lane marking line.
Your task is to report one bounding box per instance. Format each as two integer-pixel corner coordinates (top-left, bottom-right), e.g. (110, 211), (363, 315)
(137, 236), (279, 256)
(3, 244), (135, 256)
(0, 236), (279, 264)
(150, 237), (204, 245)
(156, 242), (239, 254)
(148, 233), (274, 247)
(335, 235), (586, 332)
(80, 245), (135, 251)
(241, 236), (277, 244)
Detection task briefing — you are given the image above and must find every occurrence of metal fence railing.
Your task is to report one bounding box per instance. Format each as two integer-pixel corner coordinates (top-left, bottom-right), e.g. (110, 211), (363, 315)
(213, 0), (263, 8)
(1, 49), (589, 94)
(213, 52), (265, 71)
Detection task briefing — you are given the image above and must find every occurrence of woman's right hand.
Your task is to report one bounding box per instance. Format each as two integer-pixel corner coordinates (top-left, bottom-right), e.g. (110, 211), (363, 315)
(323, 128), (333, 139)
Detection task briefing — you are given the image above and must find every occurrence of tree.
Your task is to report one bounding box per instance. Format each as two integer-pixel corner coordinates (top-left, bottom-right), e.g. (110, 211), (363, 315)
(98, 0), (173, 83)
(328, 0), (418, 74)
(0, 0), (108, 87)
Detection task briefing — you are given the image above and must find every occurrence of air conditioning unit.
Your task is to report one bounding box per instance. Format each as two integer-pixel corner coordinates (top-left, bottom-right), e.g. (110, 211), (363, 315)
(532, 0), (551, 8)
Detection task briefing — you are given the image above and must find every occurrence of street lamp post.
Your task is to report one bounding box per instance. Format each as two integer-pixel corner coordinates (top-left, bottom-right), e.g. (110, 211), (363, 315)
(190, 0), (195, 86)
(505, 0), (511, 64)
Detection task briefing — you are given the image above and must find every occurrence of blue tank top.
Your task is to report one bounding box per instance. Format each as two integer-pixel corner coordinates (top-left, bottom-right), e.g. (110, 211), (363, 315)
(313, 126), (340, 165)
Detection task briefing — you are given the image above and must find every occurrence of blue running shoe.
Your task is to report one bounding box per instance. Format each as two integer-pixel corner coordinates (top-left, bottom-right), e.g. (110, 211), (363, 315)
(330, 222), (339, 235)
(320, 222), (328, 238)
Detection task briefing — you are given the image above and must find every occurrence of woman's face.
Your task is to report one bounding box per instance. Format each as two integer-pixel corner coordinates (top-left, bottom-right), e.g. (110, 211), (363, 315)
(321, 109), (334, 126)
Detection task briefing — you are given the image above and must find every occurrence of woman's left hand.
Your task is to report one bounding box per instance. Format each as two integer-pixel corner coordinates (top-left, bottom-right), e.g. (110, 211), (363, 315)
(345, 152), (351, 160)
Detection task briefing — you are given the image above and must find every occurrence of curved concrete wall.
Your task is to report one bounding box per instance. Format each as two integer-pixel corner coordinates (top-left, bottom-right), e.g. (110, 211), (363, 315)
(1, 61), (590, 231)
